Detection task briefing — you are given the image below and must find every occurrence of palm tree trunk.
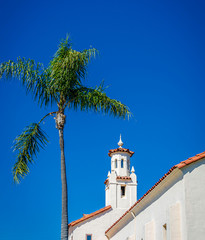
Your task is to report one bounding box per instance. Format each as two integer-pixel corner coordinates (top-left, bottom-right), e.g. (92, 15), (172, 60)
(59, 125), (68, 240)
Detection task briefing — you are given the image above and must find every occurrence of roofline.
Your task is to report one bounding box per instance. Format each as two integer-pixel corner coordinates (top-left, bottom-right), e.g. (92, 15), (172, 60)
(69, 205), (112, 227)
(108, 148), (134, 157)
(105, 151), (205, 236)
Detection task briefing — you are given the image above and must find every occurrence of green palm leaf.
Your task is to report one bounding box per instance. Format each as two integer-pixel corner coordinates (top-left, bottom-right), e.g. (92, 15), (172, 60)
(49, 37), (97, 101)
(0, 58), (56, 107)
(69, 85), (131, 119)
(13, 123), (48, 183)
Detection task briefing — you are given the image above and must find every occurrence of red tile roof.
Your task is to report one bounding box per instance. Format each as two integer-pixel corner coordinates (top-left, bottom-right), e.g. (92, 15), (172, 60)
(176, 152), (205, 168)
(104, 179), (109, 185)
(105, 151), (205, 234)
(116, 176), (132, 181)
(108, 148), (134, 157)
(69, 205), (112, 227)
(104, 176), (132, 185)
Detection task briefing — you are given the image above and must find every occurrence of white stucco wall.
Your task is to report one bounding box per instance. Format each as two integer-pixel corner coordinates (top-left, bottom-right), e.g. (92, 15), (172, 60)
(106, 176), (137, 209)
(110, 214), (135, 240)
(111, 153), (131, 176)
(182, 159), (205, 239)
(111, 169), (185, 240)
(109, 158), (205, 240)
(69, 208), (127, 240)
(116, 181), (137, 209)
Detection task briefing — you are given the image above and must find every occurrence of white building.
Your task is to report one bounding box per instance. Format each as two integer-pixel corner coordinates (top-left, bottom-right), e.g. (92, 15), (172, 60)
(68, 137), (205, 240)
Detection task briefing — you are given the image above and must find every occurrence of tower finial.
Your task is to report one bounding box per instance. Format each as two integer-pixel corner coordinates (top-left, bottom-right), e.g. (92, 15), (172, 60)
(118, 134), (123, 148)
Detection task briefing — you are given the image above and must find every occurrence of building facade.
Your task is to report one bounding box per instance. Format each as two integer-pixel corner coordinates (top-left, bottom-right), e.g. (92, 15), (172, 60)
(68, 137), (205, 240)
(68, 136), (137, 240)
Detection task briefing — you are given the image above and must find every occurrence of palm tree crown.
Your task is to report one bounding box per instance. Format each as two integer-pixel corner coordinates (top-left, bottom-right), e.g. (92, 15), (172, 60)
(0, 36), (130, 240)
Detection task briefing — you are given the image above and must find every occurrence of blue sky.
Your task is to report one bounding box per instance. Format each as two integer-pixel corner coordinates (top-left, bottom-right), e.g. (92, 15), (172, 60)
(0, 0), (205, 239)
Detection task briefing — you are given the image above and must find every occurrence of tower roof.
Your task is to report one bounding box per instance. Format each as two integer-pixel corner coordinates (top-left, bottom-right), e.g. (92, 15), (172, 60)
(108, 135), (134, 157)
(108, 147), (134, 157)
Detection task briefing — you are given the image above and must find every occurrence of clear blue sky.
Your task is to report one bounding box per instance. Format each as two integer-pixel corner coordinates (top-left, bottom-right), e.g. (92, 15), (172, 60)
(0, 0), (205, 239)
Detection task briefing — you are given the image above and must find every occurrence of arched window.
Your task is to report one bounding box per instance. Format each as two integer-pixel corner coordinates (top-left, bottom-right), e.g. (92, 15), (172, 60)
(121, 159), (124, 168)
(115, 159), (117, 168)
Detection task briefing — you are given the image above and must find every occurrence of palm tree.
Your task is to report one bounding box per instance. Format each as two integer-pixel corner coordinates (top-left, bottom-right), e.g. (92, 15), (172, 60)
(0, 37), (130, 240)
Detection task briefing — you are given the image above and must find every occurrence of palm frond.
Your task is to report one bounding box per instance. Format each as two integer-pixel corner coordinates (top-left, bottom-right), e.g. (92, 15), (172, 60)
(12, 123), (48, 183)
(68, 84), (131, 119)
(0, 57), (42, 90)
(49, 37), (97, 99)
(0, 57), (56, 106)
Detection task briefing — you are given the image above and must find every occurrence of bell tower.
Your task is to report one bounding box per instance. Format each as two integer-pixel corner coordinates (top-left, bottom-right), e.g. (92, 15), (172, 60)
(105, 136), (137, 209)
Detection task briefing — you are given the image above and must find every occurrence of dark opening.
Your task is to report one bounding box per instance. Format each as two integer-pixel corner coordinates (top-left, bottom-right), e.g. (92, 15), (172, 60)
(121, 159), (124, 168)
(86, 234), (92, 240)
(121, 186), (125, 197)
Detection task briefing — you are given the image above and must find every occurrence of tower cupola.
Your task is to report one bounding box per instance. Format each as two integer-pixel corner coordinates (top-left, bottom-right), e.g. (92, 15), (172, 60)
(105, 136), (137, 209)
(108, 135), (134, 177)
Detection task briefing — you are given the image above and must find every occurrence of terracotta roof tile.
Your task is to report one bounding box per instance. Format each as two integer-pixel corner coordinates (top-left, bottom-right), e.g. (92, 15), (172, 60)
(176, 152), (205, 168)
(69, 205), (112, 227)
(108, 148), (134, 157)
(104, 179), (109, 185)
(116, 176), (132, 181)
(105, 151), (205, 234)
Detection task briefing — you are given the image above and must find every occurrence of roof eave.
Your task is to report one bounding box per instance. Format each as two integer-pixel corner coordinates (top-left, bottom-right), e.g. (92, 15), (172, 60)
(108, 148), (134, 157)
(69, 205), (112, 227)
